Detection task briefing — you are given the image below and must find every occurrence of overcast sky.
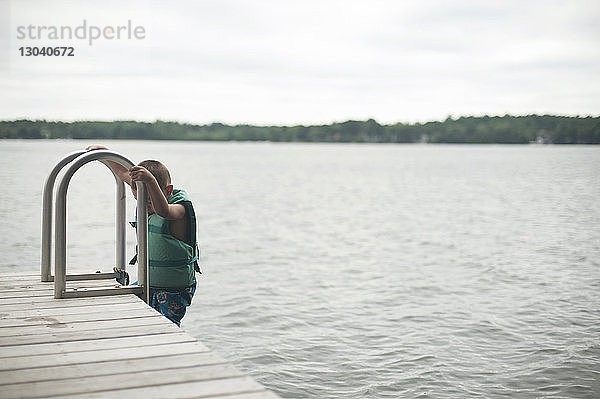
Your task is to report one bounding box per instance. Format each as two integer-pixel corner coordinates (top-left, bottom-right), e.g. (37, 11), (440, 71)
(1, 0), (599, 125)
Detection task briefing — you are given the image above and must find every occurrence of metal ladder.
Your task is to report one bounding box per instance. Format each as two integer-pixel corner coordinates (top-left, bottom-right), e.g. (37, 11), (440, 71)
(41, 150), (150, 303)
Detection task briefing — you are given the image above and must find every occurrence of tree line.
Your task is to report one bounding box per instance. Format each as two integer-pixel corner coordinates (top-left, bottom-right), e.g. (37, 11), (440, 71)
(1, 115), (599, 144)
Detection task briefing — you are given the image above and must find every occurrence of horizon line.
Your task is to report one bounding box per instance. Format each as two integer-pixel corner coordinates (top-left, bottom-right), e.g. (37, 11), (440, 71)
(2, 113), (599, 128)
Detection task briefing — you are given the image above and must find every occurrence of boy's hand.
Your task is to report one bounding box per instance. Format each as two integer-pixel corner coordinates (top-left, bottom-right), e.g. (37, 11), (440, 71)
(129, 166), (155, 184)
(84, 145), (132, 185)
(85, 145), (108, 151)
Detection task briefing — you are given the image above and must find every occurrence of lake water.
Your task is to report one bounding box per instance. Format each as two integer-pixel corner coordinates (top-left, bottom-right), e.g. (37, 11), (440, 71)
(1, 140), (599, 398)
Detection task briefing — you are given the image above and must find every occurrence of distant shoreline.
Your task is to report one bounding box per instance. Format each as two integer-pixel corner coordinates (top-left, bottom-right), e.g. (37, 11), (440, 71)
(1, 115), (599, 144)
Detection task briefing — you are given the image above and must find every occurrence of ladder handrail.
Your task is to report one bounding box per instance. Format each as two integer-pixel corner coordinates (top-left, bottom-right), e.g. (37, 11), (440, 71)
(51, 150), (150, 303)
(41, 151), (128, 282)
(41, 150), (85, 282)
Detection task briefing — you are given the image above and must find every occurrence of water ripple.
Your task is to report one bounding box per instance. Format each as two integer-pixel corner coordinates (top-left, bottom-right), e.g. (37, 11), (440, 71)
(3, 142), (600, 398)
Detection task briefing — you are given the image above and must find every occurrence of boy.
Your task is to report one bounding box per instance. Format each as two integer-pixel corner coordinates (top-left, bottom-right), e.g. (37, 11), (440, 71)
(86, 145), (199, 326)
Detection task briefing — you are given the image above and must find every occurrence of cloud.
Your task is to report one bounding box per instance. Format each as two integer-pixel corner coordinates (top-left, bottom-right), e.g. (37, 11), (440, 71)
(1, 0), (599, 125)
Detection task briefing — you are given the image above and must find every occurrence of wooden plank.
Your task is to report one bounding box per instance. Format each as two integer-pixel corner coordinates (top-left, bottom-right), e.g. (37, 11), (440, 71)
(0, 315), (166, 338)
(50, 376), (268, 399)
(0, 309), (161, 329)
(0, 322), (176, 346)
(0, 290), (53, 298)
(0, 340), (211, 371)
(0, 274), (39, 281)
(0, 279), (118, 290)
(0, 331), (195, 358)
(0, 311), (157, 328)
(0, 300), (152, 319)
(0, 287), (125, 299)
(0, 298), (151, 315)
(0, 351), (229, 385)
(0, 294), (141, 311)
(0, 292), (140, 304)
(0, 290), (54, 298)
(0, 363), (245, 399)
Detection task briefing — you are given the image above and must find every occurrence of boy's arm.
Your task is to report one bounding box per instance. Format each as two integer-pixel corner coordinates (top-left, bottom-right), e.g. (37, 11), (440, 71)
(86, 145), (132, 186)
(129, 166), (186, 220)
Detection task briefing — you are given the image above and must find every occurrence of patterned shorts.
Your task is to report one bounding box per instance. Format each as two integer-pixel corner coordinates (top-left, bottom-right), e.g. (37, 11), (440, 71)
(149, 283), (196, 327)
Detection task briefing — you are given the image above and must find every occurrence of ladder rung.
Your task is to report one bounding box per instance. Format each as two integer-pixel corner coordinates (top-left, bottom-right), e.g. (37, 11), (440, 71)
(66, 273), (117, 281)
(44, 273), (118, 282)
(61, 286), (143, 298)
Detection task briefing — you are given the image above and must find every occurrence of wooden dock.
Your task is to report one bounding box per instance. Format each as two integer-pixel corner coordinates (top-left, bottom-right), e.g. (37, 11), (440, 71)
(0, 274), (281, 399)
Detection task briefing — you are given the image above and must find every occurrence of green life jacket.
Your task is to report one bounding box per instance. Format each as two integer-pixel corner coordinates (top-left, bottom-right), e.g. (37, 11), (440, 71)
(130, 189), (200, 289)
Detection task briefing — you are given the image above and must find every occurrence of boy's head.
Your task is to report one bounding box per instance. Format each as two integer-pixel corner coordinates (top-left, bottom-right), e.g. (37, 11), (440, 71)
(131, 161), (174, 211)
(138, 160), (172, 194)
